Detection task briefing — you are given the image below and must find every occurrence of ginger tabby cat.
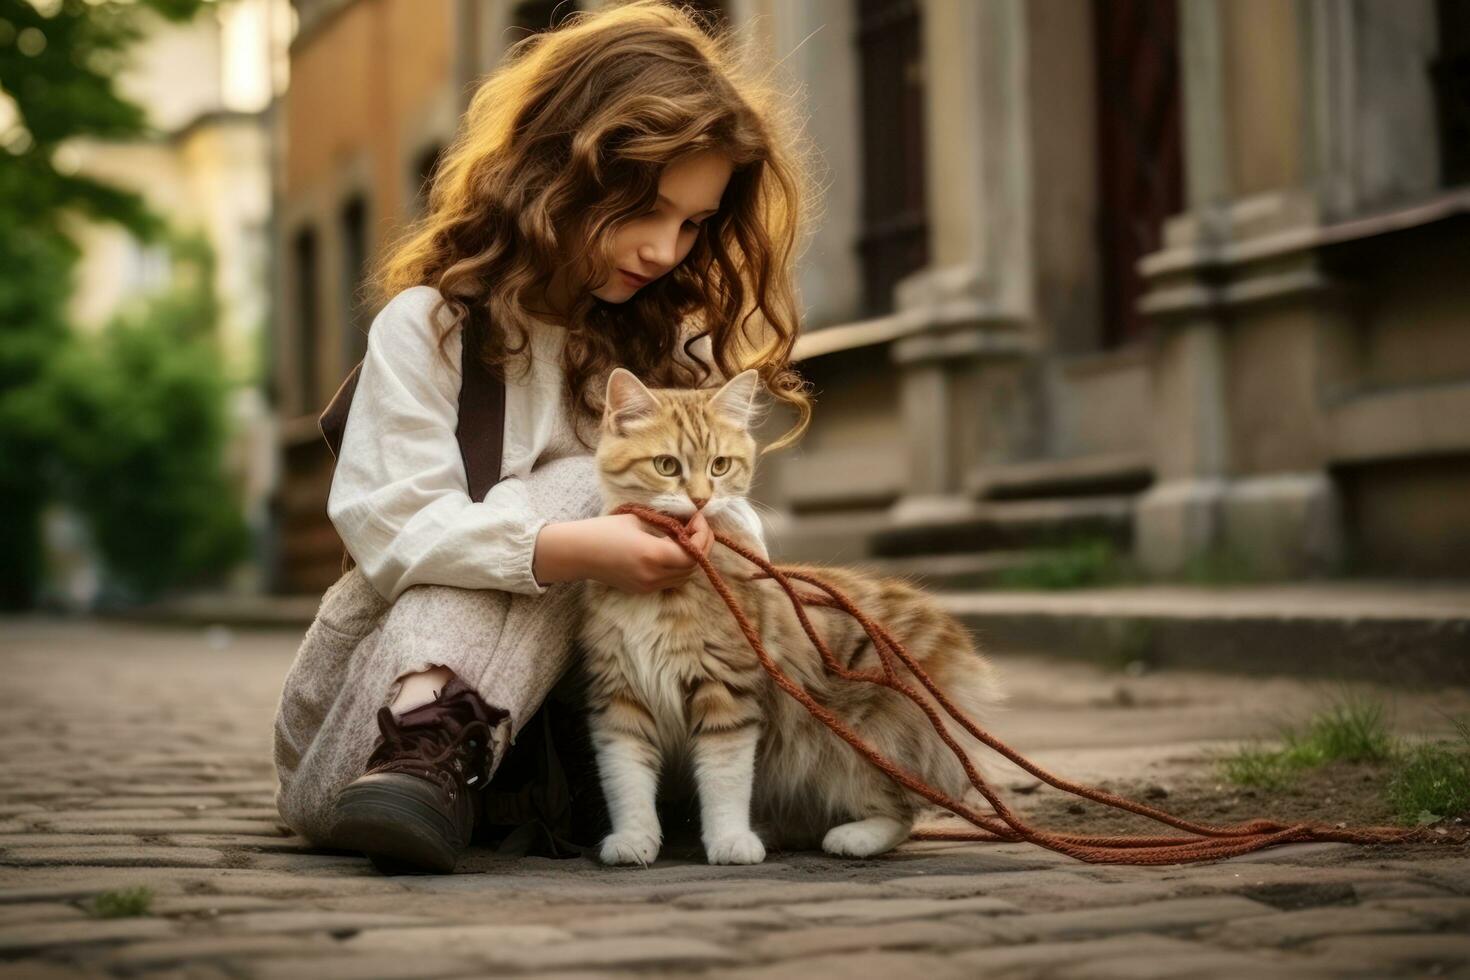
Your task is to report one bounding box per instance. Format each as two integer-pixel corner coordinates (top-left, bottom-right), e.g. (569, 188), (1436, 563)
(578, 367), (1002, 866)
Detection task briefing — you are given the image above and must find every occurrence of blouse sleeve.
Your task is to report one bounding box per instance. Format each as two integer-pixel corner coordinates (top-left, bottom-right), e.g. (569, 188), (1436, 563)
(679, 331), (771, 562)
(326, 287), (600, 602)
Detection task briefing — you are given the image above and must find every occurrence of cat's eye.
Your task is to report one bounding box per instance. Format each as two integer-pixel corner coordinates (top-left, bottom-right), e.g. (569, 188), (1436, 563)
(710, 456), (730, 477)
(653, 455), (681, 477)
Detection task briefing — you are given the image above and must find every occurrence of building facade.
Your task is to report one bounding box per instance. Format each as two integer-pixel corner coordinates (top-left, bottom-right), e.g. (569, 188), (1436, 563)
(270, 0), (1470, 595)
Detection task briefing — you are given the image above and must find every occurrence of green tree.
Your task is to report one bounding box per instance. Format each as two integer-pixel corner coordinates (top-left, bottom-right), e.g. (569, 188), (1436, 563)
(0, 0), (209, 607)
(44, 233), (249, 600)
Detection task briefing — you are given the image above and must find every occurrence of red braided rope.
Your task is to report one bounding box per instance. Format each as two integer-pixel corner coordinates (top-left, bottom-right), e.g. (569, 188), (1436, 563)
(615, 503), (1466, 865)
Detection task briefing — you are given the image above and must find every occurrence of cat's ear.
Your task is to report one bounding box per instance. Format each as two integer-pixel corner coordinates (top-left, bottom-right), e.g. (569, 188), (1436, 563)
(709, 368), (761, 430)
(604, 367), (660, 435)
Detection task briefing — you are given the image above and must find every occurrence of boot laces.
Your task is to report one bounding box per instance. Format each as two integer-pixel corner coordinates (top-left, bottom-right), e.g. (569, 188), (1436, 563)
(367, 706), (495, 798)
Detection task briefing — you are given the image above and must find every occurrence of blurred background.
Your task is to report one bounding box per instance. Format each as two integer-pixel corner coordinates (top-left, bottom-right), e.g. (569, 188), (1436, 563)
(3, 0), (1468, 616)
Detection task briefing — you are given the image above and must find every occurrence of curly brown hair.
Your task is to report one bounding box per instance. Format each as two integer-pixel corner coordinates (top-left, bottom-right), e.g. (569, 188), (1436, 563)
(371, 0), (817, 453)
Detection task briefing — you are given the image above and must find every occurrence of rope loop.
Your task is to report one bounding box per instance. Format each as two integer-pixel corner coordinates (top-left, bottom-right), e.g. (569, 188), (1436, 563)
(613, 502), (1467, 865)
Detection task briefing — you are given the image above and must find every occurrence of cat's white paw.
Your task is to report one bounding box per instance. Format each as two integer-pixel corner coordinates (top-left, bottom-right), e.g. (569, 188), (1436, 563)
(822, 818), (908, 858)
(704, 830), (766, 865)
(599, 831), (660, 867)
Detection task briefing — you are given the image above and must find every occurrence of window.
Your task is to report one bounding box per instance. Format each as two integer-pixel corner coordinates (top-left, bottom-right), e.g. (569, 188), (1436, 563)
(1432, 0), (1470, 186)
(854, 0), (929, 317)
(511, 0), (578, 34)
(664, 0), (725, 35)
(339, 195), (369, 367)
(1092, 0), (1184, 347)
(292, 226), (320, 414)
(412, 143), (444, 218)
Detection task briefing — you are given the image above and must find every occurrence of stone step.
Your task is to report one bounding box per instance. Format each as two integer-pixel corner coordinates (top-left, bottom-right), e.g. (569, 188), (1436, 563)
(847, 551), (1050, 590)
(937, 582), (1470, 684)
(966, 451), (1153, 501)
(762, 509), (890, 564)
(111, 578), (1470, 684)
(870, 496), (1134, 558)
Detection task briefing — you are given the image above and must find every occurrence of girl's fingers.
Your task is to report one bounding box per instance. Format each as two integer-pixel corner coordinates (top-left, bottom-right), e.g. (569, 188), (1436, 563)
(638, 520), (671, 539)
(700, 513), (717, 554)
(647, 512), (717, 573)
(653, 538), (697, 570)
(688, 511), (713, 556)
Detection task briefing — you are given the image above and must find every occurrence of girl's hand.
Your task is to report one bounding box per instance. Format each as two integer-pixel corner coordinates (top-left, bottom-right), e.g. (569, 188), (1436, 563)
(534, 510), (715, 594)
(598, 509), (714, 594)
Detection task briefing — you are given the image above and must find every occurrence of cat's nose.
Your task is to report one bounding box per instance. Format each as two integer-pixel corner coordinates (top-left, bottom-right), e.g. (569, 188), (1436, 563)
(690, 496), (709, 510)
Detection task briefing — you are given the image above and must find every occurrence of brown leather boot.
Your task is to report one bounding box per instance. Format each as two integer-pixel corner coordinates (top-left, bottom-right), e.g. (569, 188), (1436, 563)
(329, 675), (509, 874)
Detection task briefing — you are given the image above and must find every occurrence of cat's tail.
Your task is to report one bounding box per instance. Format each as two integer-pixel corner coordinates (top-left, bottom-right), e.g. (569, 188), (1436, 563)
(918, 650), (1008, 810)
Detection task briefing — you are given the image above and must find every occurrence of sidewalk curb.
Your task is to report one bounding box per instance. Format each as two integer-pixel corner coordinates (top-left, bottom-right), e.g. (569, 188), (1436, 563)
(950, 605), (1470, 685)
(104, 595), (319, 630)
(102, 584), (1470, 685)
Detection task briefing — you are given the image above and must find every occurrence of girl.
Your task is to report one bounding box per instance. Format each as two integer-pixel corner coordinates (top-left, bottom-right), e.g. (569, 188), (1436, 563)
(271, 0), (815, 875)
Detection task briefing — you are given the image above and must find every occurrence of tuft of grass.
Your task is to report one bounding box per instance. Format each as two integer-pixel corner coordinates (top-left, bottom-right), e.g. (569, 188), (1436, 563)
(89, 887), (154, 918)
(1219, 743), (1296, 790)
(1219, 692), (1394, 789)
(995, 538), (1127, 590)
(1285, 694), (1395, 765)
(1386, 716), (1470, 825)
(1221, 699), (1470, 827)
(1178, 545), (1261, 585)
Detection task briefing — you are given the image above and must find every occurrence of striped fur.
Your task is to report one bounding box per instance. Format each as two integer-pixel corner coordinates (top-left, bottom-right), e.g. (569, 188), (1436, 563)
(579, 368), (1002, 865)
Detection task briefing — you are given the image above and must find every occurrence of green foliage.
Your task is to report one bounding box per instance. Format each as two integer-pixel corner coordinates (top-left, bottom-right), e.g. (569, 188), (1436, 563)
(1386, 717), (1470, 825)
(0, 230), (74, 607)
(0, 0), (209, 607)
(1178, 544), (1262, 585)
(88, 886), (154, 918)
(1292, 694), (1396, 764)
(1218, 743), (1296, 790)
(1218, 692), (1395, 789)
(994, 537), (1130, 590)
(43, 235), (249, 600)
(1220, 696), (1470, 826)
(0, 0), (207, 242)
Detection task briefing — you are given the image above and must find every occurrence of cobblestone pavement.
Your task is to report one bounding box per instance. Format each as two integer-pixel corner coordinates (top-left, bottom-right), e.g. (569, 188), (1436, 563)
(1, 618), (1468, 979)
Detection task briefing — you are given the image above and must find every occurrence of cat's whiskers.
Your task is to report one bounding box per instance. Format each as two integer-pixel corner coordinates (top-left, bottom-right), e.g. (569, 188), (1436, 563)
(736, 496), (781, 519)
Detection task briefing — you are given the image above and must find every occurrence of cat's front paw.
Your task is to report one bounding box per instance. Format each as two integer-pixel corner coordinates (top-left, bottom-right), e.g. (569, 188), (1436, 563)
(599, 831), (661, 867)
(704, 830), (765, 865)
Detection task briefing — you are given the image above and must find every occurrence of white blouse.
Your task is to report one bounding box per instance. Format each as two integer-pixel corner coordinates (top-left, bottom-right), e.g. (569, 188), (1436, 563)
(327, 285), (769, 602)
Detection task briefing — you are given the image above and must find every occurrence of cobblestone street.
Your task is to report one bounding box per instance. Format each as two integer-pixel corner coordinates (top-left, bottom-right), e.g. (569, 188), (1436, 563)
(1, 618), (1468, 979)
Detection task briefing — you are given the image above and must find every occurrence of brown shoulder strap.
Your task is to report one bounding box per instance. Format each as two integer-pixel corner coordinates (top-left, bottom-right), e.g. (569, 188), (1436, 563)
(456, 313), (508, 502)
(319, 364), (361, 462)
(319, 308), (507, 497)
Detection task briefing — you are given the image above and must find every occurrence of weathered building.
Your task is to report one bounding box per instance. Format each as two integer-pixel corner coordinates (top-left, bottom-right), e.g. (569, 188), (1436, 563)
(272, 0), (719, 593)
(271, 0), (1470, 595)
(764, 0), (1470, 584)
(273, 0), (464, 592)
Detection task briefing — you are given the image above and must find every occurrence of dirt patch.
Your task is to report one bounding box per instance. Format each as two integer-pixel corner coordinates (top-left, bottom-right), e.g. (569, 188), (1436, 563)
(929, 760), (1410, 838)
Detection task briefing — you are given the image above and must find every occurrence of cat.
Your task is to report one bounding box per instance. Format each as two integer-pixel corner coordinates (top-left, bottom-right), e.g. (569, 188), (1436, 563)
(577, 366), (1003, 866)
